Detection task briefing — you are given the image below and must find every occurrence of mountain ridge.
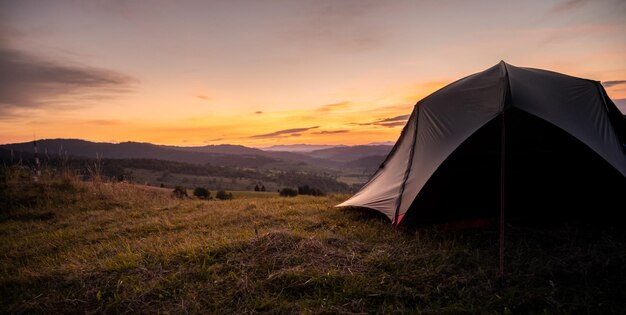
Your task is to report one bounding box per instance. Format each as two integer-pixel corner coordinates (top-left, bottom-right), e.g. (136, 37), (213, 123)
(1, 139), (392, 170)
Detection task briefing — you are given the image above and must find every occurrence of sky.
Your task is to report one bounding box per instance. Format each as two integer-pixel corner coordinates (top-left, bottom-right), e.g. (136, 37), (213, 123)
(1, 0), (625, 147)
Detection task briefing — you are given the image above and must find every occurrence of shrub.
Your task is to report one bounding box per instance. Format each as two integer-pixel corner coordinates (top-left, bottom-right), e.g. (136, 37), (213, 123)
(297, 185), (324, 196)
(279, 188), (298, 197)
(216, 190), (233, 200)
(173, 186), (187, 198)
(193, 187), (210, 199)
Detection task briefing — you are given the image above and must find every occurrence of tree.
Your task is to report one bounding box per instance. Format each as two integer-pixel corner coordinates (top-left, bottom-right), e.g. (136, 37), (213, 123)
(261, 185), (266, 192)
(279, 188), (298, 197)
(254, 185), (260, 191)
(193, 187), (210, 199)
(216, 190), (233, 200)
(297, 185), (324, 196)
(173, 186), (187, 198)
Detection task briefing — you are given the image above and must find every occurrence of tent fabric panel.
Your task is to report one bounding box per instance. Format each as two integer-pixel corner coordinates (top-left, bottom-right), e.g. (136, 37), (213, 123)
(507, 65), (626, 176)
(336, 108), (419, 219)
(395, 62), (507, 219)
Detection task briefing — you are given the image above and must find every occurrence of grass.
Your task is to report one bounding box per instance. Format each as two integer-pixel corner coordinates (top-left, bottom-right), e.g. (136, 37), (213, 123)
(1, 175), (626, 314)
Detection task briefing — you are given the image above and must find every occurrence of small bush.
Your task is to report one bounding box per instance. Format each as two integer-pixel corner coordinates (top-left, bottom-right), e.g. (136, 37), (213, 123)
(215, 190), (233, 200)
(193, 187), (210, 199)
(173, 186), (187, 198)
(297, 185), (324, 196)
(279, 188), (298, 197)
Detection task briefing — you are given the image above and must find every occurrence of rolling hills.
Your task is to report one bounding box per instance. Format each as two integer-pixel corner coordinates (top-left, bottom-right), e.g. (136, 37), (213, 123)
(1, 139), (390, 171)
(0, 139), (392, 192)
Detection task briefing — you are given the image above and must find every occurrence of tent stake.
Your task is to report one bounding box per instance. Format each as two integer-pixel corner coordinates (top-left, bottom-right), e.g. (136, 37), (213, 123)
(499, 111), (506, 276)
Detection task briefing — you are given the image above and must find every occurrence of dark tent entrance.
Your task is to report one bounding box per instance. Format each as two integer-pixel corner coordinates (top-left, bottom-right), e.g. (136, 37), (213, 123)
(401, 107), (626, 226)
(338, 61), (626, 227)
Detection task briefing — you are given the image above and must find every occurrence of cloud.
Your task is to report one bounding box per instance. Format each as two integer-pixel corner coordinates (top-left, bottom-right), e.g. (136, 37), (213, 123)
(196, 95), (211, 101)
(312, 130), (349, 135)
(255, 111), (263, 114)
(82, 119), (122, 126)
(379, 121), (406, 128)
(547, 0), (590, 15)
(378, 114), (410, 123)
(315, 101), (351, 112)
(283, 1), (387, 53)
(204, 138), (225, 143)
(250, 126), (319, 139)
(0, 47), (137, 119)
(537, 24), (618, 46)
(352, 114), (410, 128)
(602, 80), (626, 88)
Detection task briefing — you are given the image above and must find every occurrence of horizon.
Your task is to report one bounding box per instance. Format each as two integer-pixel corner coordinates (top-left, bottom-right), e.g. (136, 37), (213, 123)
(1, 0), (626, 146)
(0, 137), (395, 149)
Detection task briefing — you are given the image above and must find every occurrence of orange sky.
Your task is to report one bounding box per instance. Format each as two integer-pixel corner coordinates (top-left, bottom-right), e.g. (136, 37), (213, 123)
(1, 0), (625, 147)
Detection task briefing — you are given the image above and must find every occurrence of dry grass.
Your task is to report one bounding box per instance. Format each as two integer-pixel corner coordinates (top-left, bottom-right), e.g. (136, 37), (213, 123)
(1, 174), (625, 314)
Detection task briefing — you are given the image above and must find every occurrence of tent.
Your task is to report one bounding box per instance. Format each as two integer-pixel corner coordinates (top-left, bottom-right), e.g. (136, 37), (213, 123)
(338, 61), (626, 226)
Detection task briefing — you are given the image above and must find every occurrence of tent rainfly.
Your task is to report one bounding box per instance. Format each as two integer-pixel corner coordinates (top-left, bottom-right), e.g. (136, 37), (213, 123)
(338, 61), (626, 226)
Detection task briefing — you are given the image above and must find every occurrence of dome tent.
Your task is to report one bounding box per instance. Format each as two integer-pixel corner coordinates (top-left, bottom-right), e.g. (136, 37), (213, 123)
(338, 61), (626, 226)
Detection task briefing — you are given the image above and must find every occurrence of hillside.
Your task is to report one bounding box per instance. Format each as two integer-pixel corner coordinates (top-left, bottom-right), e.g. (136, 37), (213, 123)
(1, 139), (278, 168)
(261, 144), (344, 152)
(1, 176), (625, 313)
(307, 145), (393, 162)
(0, 139), (390, 170)
(0, 148), (353, 193)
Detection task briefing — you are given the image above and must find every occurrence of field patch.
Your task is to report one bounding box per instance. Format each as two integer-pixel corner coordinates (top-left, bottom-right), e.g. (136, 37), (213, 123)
(1, 178), (625, 313)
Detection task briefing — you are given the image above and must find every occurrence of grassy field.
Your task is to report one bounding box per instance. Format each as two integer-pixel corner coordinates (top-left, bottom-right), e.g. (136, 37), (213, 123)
(1, 176), (626, 314)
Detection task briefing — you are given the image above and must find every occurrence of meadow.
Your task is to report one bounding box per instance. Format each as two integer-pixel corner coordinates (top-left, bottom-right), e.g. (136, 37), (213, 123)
(1, 172), (626, 314)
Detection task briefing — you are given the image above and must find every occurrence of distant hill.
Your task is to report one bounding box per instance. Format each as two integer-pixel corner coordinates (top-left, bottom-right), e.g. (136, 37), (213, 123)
(1, 139), (278, 168)
(167, 144), (266, 155)
(344, 155), (387, 170)
(171, 144), (341, 168)
(261, 144), (344, 152)
(1, 139), (392, 170)
(306, 145), (393, 162)
(0, 148), (352, 192)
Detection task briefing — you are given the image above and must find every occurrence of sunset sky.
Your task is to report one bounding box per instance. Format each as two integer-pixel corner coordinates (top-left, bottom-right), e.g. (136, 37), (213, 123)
(1, 0), (625, 147)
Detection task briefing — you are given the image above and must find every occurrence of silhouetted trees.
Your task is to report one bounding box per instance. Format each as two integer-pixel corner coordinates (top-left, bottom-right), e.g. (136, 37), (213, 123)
(193, 187), (210, 199)
(298, 185), (324, 196)
(279, 188), (298, 197)
(215, 190), (233, 200)
(173, 186), (187, 198)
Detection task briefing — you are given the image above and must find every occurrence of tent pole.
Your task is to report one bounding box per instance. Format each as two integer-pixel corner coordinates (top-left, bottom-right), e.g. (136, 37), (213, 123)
(499, 110), (506, 276)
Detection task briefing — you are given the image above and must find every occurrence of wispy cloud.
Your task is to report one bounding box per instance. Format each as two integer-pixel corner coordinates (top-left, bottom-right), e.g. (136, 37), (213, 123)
(312, 129), (349, 134)
(536, 23), (619, 45)
(315, 101), (351, 112)
(0, 47), (137, 119)
(379, 114), (410, 123)
(283, 1), (387, 53)
(196, 94), (211, 101)
(379, 121), (406, 128)
(353, 114), (410, 128)
(547, 0), (590, 15)
(250, 126), (319, 139)
(602, 80), (626, 88)
(204, 138), (225, 143)
(82, 119), (122, 126)
(254, 111), (263, 114)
